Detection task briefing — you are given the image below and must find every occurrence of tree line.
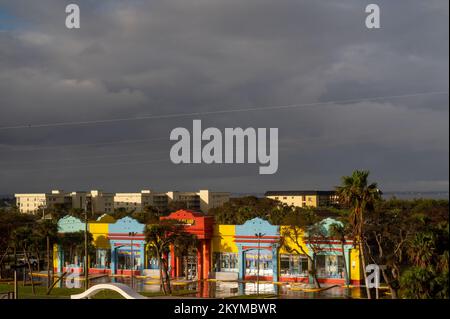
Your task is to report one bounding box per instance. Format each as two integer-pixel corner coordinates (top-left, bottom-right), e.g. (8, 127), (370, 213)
(0, 208), (198, 296)
(209, 170), (448, 299)
(0, 170), (448, 298)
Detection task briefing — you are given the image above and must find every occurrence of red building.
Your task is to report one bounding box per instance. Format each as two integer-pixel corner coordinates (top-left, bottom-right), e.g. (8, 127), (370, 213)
(161, 210), (214, 280)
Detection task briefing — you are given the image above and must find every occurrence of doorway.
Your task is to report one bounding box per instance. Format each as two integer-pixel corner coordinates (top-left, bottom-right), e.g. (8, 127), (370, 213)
(182, 255), (197, 279)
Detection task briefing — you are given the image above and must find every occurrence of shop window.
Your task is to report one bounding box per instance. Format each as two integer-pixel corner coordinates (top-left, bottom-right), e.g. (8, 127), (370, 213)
(316, 255), (345, 278)
(245, 251), (273, 276)
(213, 252), (238, 272)
(93, 249), (109, 269)
(280, 255), (290, 275)
(280, 254), (308, 277)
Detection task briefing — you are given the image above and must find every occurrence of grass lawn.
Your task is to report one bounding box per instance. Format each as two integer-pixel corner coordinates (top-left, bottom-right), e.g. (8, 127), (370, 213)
(0, 283), (194, 299)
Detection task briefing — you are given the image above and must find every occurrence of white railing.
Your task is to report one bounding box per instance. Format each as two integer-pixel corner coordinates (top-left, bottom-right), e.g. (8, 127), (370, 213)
(70, 283), (147, 299)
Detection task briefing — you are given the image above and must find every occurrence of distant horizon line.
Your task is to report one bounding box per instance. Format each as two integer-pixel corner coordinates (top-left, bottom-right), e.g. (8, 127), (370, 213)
(1, 190), (449, 197)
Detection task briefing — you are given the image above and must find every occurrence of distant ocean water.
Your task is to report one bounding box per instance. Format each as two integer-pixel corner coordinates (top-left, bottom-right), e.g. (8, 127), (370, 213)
(231, 191), (449, 200)
(381, 191), (449, 200)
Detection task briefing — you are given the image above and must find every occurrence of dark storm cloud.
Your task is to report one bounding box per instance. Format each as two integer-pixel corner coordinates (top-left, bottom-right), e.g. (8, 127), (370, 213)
(0, 0), (448, 193)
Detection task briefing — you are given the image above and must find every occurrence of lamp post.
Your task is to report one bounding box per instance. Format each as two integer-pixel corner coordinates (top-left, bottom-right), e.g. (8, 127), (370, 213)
(14, 268), (18, 299)
(84, 200), (89, 291)
(129, 232), (137, 289)
(46, 235), (50, 289)
(11, 264), (25, 299)
(40, 200), (47, 219)
(255, 232), (265, 296)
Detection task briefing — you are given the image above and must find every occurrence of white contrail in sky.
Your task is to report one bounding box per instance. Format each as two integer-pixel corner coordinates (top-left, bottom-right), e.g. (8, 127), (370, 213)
(0, 91), (447, 130)
(0, 137), (167, 152)
(2, 158), (170, 172)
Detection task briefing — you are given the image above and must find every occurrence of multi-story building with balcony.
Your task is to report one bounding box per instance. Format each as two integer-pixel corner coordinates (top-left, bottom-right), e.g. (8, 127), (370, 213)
(15, 189), (229, 214)
(15, 190), (69, 214)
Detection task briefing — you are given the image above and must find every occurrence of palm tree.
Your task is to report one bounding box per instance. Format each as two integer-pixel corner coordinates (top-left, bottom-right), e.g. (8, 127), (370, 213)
(145, 221), (181, 294)
(329, 223), (350, 287)
(280, 210), (324, 288)
(407, 232), (435, 268)
(58, 231), (93, 268)
(11, 226), (36, 295)
(35, 220), (58, 288)
(336, 170), (381, 299)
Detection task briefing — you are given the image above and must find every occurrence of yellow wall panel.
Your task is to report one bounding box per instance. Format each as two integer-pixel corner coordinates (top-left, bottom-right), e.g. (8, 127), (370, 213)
(279, 225), (310, 255)
(89, 222), (110, 249)
(350, 248), (361, 281)
(212, 225), (237, 253)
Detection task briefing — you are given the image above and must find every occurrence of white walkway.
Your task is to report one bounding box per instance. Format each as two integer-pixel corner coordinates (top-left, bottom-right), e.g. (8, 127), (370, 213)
(70, 283), (148, 299)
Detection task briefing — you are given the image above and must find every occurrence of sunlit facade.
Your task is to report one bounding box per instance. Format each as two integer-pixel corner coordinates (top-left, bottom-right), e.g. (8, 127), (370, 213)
(55, 210), (361, 285)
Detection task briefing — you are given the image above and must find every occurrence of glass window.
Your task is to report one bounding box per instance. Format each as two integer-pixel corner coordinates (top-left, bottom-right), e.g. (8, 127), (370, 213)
(316, 255), (344, 278)
(291, 255), (300, 274)
(280, 254), (308, 277)
(244, 251), (273, 276)
(300, 257), (308, 276)
(280, 255), (290, 275)
(316, 255), (326, 277)
(213, 252), (238, 272)
(93, 249), (109, 268)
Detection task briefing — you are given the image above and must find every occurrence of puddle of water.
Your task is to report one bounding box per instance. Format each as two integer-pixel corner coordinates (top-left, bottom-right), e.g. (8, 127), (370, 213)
(34, 275), (366, 299)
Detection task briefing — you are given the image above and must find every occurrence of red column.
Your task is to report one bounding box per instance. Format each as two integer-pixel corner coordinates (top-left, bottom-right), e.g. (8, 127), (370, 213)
(202, 240), (211, 280)
(170, 245), (176, 278)
(197, 241), (203, 280)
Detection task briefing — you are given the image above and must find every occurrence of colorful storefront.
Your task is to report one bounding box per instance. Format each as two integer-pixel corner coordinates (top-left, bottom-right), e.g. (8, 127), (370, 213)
(55, 214), (146, 276)
(55, 210), (361, 285)
(211, 216), (360, 284)
(161, 210), (214, 280)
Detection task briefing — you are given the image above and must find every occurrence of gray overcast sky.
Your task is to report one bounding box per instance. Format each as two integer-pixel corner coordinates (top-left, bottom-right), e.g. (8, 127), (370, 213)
(0, 0), (448, 194)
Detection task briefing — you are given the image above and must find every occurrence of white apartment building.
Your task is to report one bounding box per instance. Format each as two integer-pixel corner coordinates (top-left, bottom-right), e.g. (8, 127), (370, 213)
(113, 189), (169, 213)
(113, 190), (150, 213)
(59, 190), (114, 214)
(89, 190), (114, 214)
(15, 193), (48, 214)
(166, 191), (201, 211)
(166, 190), (230, 212)
(15, 189), (229, 214)
(15, 190), (69, 214)
(198, 190), (230, 212)
(15, 189), (114, 214)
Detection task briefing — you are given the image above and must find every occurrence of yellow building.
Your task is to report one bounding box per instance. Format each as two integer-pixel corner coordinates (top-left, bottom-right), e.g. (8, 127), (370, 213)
(265, 190), (338, 208)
